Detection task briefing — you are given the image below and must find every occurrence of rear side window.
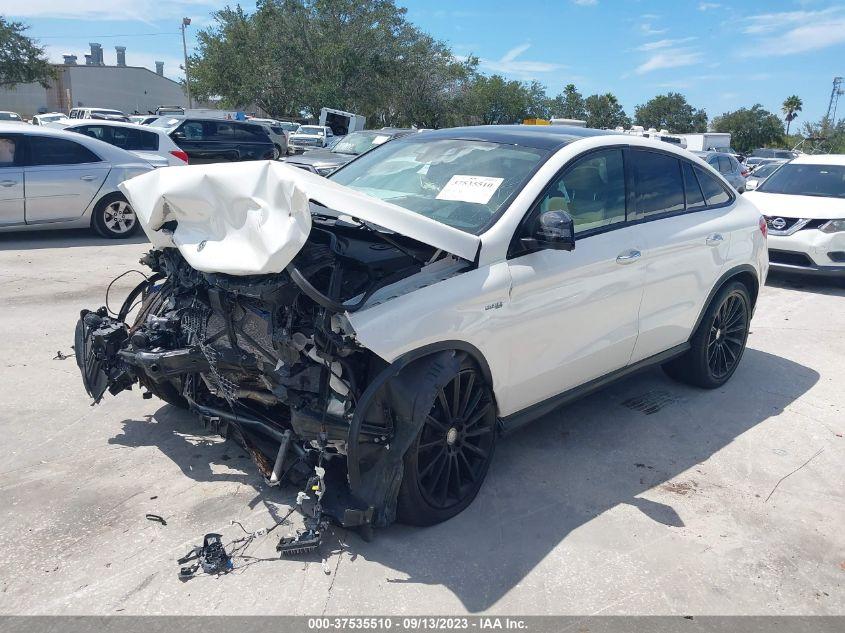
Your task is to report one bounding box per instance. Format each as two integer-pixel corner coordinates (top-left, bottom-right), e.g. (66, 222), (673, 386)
(682, 162), (706, 210)
(717, 156), (731, 174)
(27, 136), (101, 166)
(234, 124), (268, 141)
(632, 150), (685, 217)
(111, 128), (159, 151)
(695, 166), (731, 206)
(212, 122), (235, 139)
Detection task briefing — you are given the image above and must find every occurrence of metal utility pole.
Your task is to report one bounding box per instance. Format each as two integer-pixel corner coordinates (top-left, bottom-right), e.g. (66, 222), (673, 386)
(825, 76), (843, 123)
(181, 17), (193, 109)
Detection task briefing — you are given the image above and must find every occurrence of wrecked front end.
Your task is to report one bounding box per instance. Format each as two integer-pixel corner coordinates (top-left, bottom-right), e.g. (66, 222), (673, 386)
(74, 161), (476, 547)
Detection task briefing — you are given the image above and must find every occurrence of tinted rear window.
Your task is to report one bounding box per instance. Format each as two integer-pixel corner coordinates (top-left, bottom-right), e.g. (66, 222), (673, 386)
(631, 150), (685, 217)
(695, 166), (731, 206)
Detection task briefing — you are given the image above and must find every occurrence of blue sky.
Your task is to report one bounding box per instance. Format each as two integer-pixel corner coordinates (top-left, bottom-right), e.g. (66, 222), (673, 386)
(8, 0), (845, 125)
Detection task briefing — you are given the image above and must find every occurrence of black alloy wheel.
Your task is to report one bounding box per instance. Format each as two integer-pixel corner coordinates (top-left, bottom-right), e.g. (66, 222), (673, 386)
(397, 360), (497, 525)
(707, 291), (748, 380)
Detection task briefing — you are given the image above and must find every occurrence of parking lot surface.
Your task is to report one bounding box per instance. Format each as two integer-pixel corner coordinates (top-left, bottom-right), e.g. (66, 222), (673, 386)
(0, 230), (842, 615)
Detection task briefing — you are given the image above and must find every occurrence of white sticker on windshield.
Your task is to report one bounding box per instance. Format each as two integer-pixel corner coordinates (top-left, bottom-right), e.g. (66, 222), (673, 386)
(435, 175), (504, 205)
(371, 135), (390, 145)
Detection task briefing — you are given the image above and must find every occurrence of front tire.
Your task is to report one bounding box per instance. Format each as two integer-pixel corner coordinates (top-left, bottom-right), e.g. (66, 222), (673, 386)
(663, 281), (751, 389)
(397, 359), (497, 526)
(92, 193), (139, 239)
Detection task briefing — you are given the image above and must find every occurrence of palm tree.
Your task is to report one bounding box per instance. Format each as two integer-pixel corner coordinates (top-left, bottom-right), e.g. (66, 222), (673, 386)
(782, 95), (803, 135)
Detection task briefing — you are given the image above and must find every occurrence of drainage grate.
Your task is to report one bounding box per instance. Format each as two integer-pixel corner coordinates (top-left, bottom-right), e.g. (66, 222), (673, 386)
(622, 390), (676, 415)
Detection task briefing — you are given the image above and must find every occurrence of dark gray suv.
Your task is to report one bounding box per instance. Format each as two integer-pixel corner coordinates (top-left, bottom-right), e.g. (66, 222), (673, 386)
(693, 151), (749, 193)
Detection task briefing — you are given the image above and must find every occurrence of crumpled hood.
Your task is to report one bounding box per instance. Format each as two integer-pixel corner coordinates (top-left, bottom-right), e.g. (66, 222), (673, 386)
(119, 160), (480, 275)
(744, 190), (845, 220)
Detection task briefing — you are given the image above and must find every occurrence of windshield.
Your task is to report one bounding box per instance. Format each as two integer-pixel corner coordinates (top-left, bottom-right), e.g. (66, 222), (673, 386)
(298, 127), (323, 136)
(758, 163), (845, 199)
(752, 163), (783, 179)
(279, 122), (299, 132)
(332, 131), (392, 156)
(330, 138), (550, 234)
(149, 117), (183, 130)
(0, 112), (21, 121)
(40, 114), (66, 122)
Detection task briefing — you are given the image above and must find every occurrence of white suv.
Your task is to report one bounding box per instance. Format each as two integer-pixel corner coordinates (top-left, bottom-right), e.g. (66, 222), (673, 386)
(75, 126), (768, 539)
(745, 154), (845, 277)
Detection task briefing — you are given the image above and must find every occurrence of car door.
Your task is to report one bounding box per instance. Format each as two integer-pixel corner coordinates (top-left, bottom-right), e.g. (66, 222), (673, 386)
(0, 133), (25, 226)
(232, 123), (268, 160)
(502, 147), (647, 415)
(23, 135), (110, 224)
(630, 150), (733, 363)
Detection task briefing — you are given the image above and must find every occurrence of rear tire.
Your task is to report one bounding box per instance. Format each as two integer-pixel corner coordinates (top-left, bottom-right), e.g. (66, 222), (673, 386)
(92, 193), (140, 239)
(662, 281), (751, 389)
(397, 358), (497, 526)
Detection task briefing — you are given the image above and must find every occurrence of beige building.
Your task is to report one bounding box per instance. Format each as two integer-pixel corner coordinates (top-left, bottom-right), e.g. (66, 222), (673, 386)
(0, 44), (187, 117)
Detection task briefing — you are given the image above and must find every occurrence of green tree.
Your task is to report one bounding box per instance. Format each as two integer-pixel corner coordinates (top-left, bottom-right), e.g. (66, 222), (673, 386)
(712, 105), (784, 153)
(584, 93), (630, 129)
(190, 0), (472, 127)
(781, 95), (803, 135)
(461, 74), (533, 125)
(634, 92), (707, 133)
(0, 17), (55, 88)
(549, 83), (586, 120)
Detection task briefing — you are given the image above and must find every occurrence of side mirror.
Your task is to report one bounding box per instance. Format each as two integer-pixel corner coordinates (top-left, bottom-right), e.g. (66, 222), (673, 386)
(521, 210), (575, 252)
(745, 179), (758, 191)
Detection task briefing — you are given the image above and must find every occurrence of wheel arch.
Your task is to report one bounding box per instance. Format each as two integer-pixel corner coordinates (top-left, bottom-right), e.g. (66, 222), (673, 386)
(691, 264), (759, 336)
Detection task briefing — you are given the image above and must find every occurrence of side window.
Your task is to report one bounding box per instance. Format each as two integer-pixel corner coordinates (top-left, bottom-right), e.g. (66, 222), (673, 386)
(213, 122), (235, 139)
(694, 166), (731, 206)
(718, 156), (732, 174)
(0, 135), (21, 167)
(632, 150), (685, 217)
(75, 125), (110, 143)
(535, 148), (626, 235)
(26, 136), (101, 166)
(682, 162), (706, 211)
(233, 124), (264, 141)
(179, 121), (205, 140)
(109, 128), (158, 151)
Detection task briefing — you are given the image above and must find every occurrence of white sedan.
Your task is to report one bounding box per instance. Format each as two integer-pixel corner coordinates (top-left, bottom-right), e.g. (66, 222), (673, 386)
(64, 120), (189, 167)
(745, 154), (845, 277)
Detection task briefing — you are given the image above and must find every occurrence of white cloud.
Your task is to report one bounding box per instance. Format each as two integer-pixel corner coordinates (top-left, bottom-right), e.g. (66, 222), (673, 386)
(571, 0), (598, 5)
(741, 7), (845, 55)
(639, 22), (669, 36)
(635, 48), (703, 74)
(636, 37), (697, 51)
(478, 44), (565, 78)
(740, 7), (841, 34)
(698, 3), (721, 10)
(5, 1), (226, 22)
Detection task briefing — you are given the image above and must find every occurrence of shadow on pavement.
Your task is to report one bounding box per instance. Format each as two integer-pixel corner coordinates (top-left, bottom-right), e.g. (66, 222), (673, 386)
(765, 271), (845, 296)
(0, 229), (148, 251)
(108, 347), (818, 612)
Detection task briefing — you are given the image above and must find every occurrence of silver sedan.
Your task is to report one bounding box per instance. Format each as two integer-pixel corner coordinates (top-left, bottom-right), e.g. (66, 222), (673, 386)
(0, 123), (153, 238)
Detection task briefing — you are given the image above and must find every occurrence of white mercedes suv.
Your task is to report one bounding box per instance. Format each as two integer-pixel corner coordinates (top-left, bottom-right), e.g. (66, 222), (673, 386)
(75, 126), (768, 543)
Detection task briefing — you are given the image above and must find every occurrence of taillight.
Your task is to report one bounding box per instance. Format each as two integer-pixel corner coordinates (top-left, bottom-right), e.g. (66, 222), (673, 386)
(759, 216), (768, 239)
(741, 169), (749, 177)
(170, 150), (189, 163)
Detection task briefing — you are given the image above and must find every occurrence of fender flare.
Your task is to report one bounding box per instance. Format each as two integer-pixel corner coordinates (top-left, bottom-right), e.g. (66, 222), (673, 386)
(690, 264), (760, 336)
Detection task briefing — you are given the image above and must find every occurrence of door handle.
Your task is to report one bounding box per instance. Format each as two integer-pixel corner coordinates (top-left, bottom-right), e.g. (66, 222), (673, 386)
(705, 233), (724, 246)
(80, 175), (96, 181)
(0, 179), (17, 187)
(616, 249), (642, 264)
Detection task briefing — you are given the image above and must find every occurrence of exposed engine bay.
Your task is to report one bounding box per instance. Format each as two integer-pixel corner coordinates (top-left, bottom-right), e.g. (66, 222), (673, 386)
(75, 200), (474, 549)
